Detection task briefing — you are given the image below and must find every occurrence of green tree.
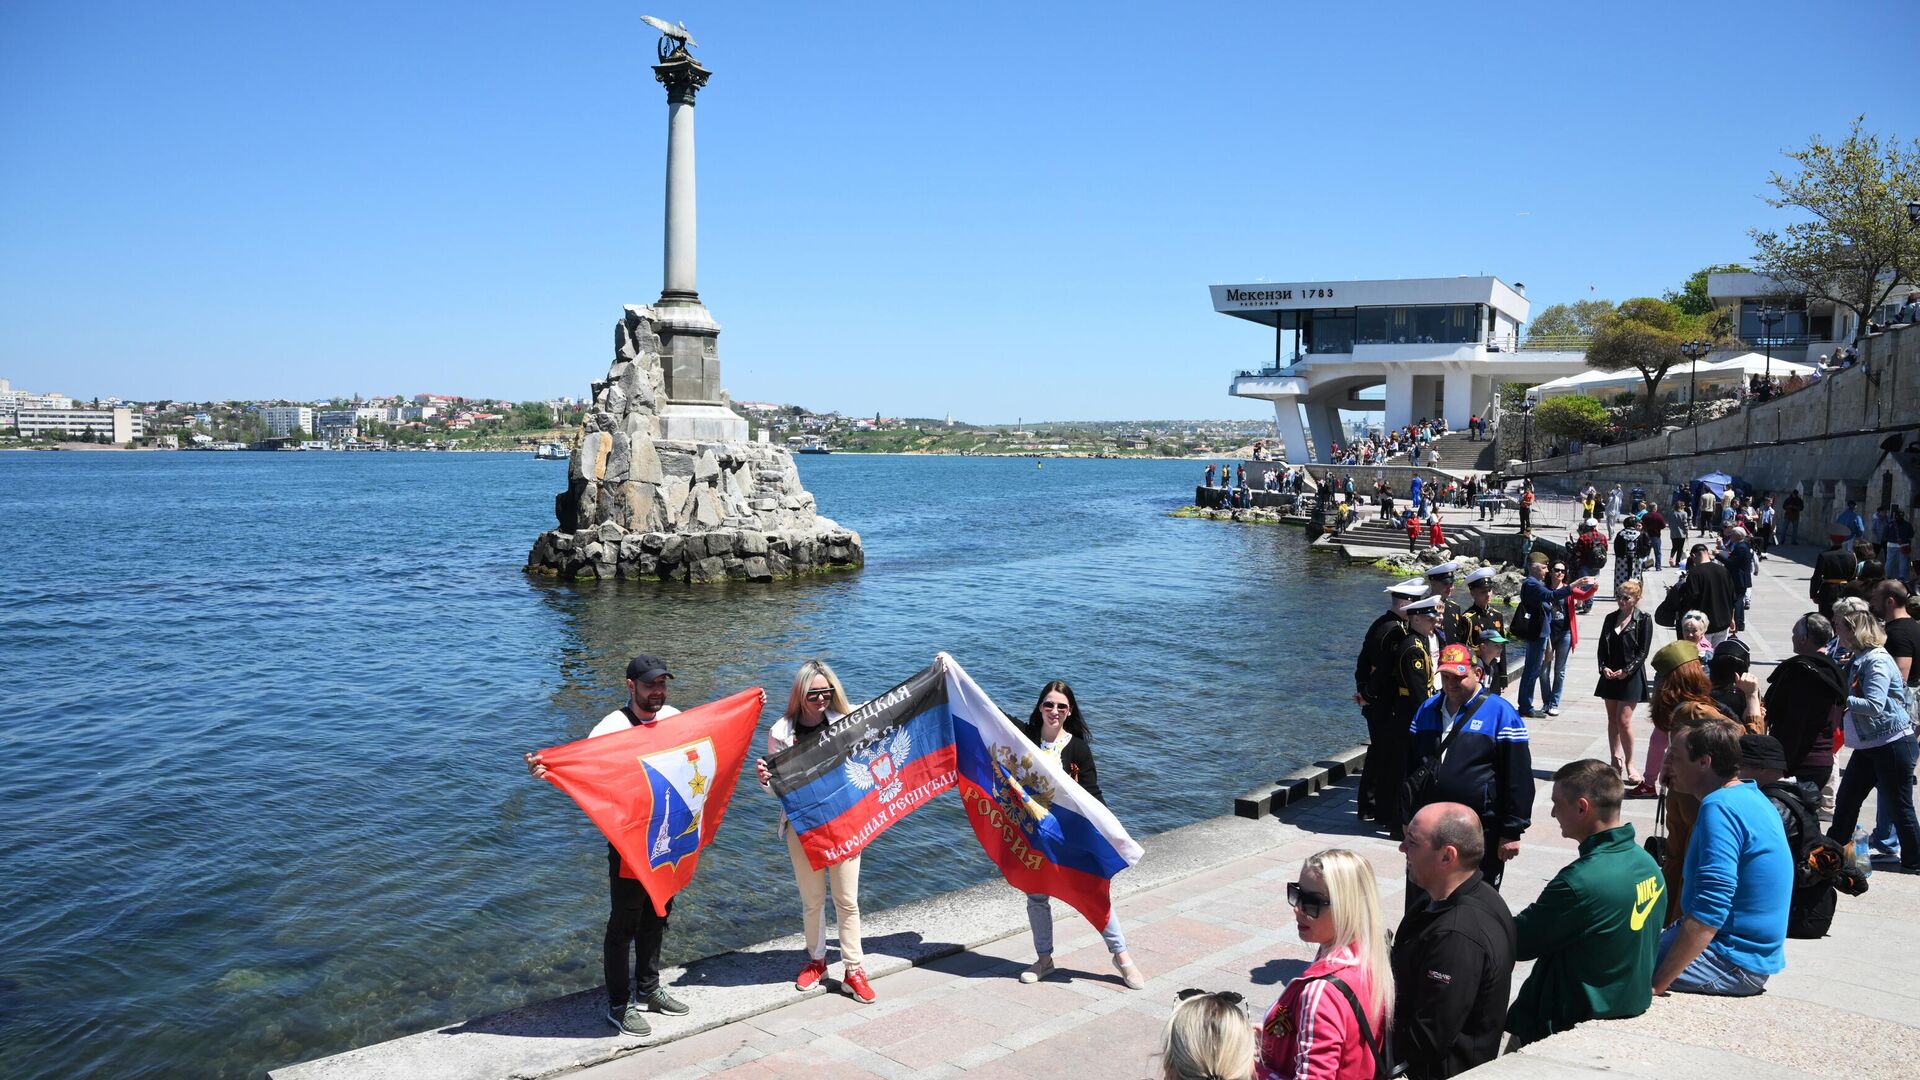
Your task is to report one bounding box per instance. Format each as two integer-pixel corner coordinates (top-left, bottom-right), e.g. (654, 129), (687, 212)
(1663, 264), (1750, 316)
(1614, 296), (1681, 331)
(1750, 116), (1920, 344)
(1525, 299), (1615, 344)
(1529, 395), (1611, 444)
(1584, 317), (1684, 421)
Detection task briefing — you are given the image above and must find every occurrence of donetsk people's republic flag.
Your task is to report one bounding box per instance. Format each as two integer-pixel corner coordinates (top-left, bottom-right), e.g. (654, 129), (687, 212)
(944, 657), (1143, 930)
(539, 688), (764, 916)
(765, 662), (959, 871)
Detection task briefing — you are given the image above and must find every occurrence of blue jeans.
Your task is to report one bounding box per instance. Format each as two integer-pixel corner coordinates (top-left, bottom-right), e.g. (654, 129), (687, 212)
(1546, 626), (1572, 709)
(1027, 894), (1127, 957)
(1657, 923), (1769, 996)
(1650, 533), (1663, 567)
(1828, 734), (1920, 869)
(1519, 634), (1548, 713)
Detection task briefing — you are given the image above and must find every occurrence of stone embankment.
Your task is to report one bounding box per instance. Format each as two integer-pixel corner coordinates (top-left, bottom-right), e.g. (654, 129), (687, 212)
(526, 307), (862, 583)
(1524, 322), (1918, 526)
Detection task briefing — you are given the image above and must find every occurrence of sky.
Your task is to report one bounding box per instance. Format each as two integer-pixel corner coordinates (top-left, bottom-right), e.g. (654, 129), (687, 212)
(3, 1), (1915, 423)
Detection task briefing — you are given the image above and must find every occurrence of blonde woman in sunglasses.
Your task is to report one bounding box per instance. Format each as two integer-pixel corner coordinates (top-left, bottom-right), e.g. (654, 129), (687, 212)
(1254, 849), (1391, 1080)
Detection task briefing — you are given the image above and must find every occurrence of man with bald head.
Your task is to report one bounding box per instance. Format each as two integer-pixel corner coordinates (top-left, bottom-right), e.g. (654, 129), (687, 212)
(1392, 802), (1518, 1079)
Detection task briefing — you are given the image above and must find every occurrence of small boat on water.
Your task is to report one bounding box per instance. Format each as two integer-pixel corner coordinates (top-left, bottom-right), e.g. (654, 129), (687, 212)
(796, 445), (833, 455)
(534, 442), (568, 460)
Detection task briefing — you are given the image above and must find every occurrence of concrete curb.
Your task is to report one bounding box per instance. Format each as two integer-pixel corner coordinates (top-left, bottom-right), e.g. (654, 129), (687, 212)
(269, 813), (1299, 1080)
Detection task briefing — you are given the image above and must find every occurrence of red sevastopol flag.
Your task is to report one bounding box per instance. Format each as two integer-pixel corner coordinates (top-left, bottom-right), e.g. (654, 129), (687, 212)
(539, 687), (764, 916)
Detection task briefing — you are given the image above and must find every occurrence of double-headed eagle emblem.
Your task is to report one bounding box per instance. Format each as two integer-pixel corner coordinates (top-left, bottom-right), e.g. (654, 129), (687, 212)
(844, 726), (913, 803)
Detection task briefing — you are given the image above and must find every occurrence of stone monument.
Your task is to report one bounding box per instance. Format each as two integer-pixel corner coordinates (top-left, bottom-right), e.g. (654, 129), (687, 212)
(525, 21), (862, 583)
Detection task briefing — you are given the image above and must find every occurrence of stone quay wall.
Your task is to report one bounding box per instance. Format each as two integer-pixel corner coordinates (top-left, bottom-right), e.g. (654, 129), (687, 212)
(1521, 323), (1919, 525)
(526, 307), (863, 583)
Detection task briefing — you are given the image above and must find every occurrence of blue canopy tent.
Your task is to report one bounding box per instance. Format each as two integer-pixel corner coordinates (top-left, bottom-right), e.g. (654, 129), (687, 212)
(1694, 471), (1734, 497)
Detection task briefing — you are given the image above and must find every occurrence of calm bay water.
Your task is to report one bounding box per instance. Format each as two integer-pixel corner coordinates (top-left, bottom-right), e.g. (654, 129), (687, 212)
(0, 451), (1386, 1079)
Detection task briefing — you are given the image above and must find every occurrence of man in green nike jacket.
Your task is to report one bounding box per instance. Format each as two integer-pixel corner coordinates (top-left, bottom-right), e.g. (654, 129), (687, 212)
(1506, 759), (1667, 1049)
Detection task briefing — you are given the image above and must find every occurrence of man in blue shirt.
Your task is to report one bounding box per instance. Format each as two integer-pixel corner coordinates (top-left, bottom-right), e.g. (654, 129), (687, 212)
(1652, 718), (1792, 996)
(1838, 501), (1866, 543)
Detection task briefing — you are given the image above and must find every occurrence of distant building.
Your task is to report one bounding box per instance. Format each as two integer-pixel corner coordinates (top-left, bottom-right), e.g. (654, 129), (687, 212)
(1215, 275), (1586, 461)
(1707, 271), (1918, 365)
(16, 406), (142, 444)
(315, 410), (361, 438)
(263, 406), (315, 437)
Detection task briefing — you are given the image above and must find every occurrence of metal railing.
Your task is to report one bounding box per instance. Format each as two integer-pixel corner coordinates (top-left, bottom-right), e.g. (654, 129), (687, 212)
(1519, 333), (1594, 350)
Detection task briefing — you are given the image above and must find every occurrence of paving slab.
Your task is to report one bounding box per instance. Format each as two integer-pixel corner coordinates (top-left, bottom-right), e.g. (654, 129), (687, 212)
(274, 547), (1919, 1080)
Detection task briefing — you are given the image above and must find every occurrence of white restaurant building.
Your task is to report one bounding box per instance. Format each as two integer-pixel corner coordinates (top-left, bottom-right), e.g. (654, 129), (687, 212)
(1216, 276), (1587, 462)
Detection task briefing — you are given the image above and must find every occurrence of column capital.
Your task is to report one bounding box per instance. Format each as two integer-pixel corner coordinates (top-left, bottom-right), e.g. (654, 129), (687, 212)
(653, 51), (711, 105)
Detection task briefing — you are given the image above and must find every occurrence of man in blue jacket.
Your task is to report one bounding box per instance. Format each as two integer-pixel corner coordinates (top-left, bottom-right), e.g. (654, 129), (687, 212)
(1407, 643), (1536, 890)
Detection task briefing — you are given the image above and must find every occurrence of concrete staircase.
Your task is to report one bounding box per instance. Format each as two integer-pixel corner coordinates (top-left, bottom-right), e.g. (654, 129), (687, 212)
(1421, 429), (1500, 474)
(1311, 510), (1502, 563)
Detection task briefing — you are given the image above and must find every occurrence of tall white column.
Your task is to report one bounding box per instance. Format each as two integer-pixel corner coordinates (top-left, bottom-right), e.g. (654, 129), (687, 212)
(1384, 371), (1415, 430)
(662, 98), (698, 299)
(1443, 369), (1475, 428)
(1306, 400), (1342, 461)
(1272, 399), (1310, 464)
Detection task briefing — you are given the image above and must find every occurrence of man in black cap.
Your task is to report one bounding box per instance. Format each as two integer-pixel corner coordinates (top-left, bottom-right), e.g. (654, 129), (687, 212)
(1705, 639), (1764, 732)
(525, 654), (688, 1037)
(1740, 735), (1850, 939)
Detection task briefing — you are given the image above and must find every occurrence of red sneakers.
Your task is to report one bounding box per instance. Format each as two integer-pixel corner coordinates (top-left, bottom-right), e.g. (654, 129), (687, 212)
(842, 966), (876, 1003)
(794, 958), (828, 991)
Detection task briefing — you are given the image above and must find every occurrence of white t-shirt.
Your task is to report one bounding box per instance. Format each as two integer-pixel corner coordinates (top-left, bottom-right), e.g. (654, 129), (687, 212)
(587, 703), (681, 738)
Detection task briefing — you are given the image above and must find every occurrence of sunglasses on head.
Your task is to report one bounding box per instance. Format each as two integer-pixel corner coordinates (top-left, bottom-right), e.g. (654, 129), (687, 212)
(1175, 988), (1246, 1007)
(1286, 882), (1330, 918)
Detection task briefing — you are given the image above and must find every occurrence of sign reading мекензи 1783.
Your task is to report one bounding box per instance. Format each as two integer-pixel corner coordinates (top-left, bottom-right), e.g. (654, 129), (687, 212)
(765, 661), (960, 870)
(1219, 286), (1338, 304)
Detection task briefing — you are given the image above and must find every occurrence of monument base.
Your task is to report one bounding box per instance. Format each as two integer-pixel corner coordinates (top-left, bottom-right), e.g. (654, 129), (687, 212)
(525, 306), (863, 584)
(658, 402), (749, 443)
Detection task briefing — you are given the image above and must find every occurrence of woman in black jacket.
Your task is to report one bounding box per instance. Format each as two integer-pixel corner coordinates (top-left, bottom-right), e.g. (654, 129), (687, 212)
(1595, 579), (1654, 793)
(1014, 681), (1144, 990)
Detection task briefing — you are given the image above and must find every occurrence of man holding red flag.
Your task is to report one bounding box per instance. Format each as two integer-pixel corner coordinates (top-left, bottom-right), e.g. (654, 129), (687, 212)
(524, 654), (759, 1039)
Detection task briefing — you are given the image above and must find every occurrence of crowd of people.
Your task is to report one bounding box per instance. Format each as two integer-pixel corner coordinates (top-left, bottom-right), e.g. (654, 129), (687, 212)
(1327, 417), (1451, 468)
(514, 470), (1918, 1077)
(1152, 486), (1918, 1079)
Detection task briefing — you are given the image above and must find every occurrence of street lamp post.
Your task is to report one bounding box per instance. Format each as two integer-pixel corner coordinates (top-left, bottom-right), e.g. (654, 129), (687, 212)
(1520, 400), (1534, 476)
(1679, 339), (1711, 424)
(1755, 307), (1783, 403)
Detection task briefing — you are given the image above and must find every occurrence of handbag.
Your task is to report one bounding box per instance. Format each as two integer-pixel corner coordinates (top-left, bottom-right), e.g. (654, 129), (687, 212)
(1643, 792), (1669, 868)
(1401, 691), (1489, 821)
(1509, 595), (1543, 641)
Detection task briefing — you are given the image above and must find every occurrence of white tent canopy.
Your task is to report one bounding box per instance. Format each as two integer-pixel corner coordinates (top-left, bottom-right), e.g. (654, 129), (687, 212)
(1524, 351), (1813, 403)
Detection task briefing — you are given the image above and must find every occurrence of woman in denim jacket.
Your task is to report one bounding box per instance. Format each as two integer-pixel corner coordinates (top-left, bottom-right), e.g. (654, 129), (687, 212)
(1824, 610), (1920, 872)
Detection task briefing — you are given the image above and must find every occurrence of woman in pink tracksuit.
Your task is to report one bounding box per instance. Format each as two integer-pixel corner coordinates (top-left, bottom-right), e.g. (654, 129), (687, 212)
(1255, 849), (1391, 1080)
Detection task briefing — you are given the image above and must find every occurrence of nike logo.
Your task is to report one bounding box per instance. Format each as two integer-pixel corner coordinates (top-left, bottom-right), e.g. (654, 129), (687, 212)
(1630, 876), (1663, 931)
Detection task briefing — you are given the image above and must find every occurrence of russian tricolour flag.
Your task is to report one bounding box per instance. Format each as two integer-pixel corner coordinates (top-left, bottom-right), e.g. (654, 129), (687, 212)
(943, 657), (1143, 931)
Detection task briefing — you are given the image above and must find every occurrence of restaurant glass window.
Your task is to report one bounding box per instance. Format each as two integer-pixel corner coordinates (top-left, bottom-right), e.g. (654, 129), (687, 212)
(1306, 309), (1355, 354)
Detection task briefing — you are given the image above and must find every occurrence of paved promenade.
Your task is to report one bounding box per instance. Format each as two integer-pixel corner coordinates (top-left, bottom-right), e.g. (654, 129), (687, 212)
(278, 546), (1920, 1080)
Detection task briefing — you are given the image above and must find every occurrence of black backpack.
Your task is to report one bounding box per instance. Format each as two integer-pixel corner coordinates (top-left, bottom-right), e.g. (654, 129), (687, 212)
(1761, 781), (1841, 939)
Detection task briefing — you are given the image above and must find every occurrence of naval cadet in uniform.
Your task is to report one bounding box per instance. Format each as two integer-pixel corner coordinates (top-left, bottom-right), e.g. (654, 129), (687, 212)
(1457, 566), (1509, 694)
(1381, 594), (1444, 838)
(1426, 561), (1467, 646)
(1356, 578), (1430, 823)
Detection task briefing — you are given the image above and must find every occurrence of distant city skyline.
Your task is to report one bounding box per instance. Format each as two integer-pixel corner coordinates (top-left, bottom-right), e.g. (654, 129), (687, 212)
(3, 1), (1916, 422)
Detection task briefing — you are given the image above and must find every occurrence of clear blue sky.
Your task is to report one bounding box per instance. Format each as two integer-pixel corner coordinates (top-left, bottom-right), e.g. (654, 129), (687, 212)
(3, 1), (1914, 422)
